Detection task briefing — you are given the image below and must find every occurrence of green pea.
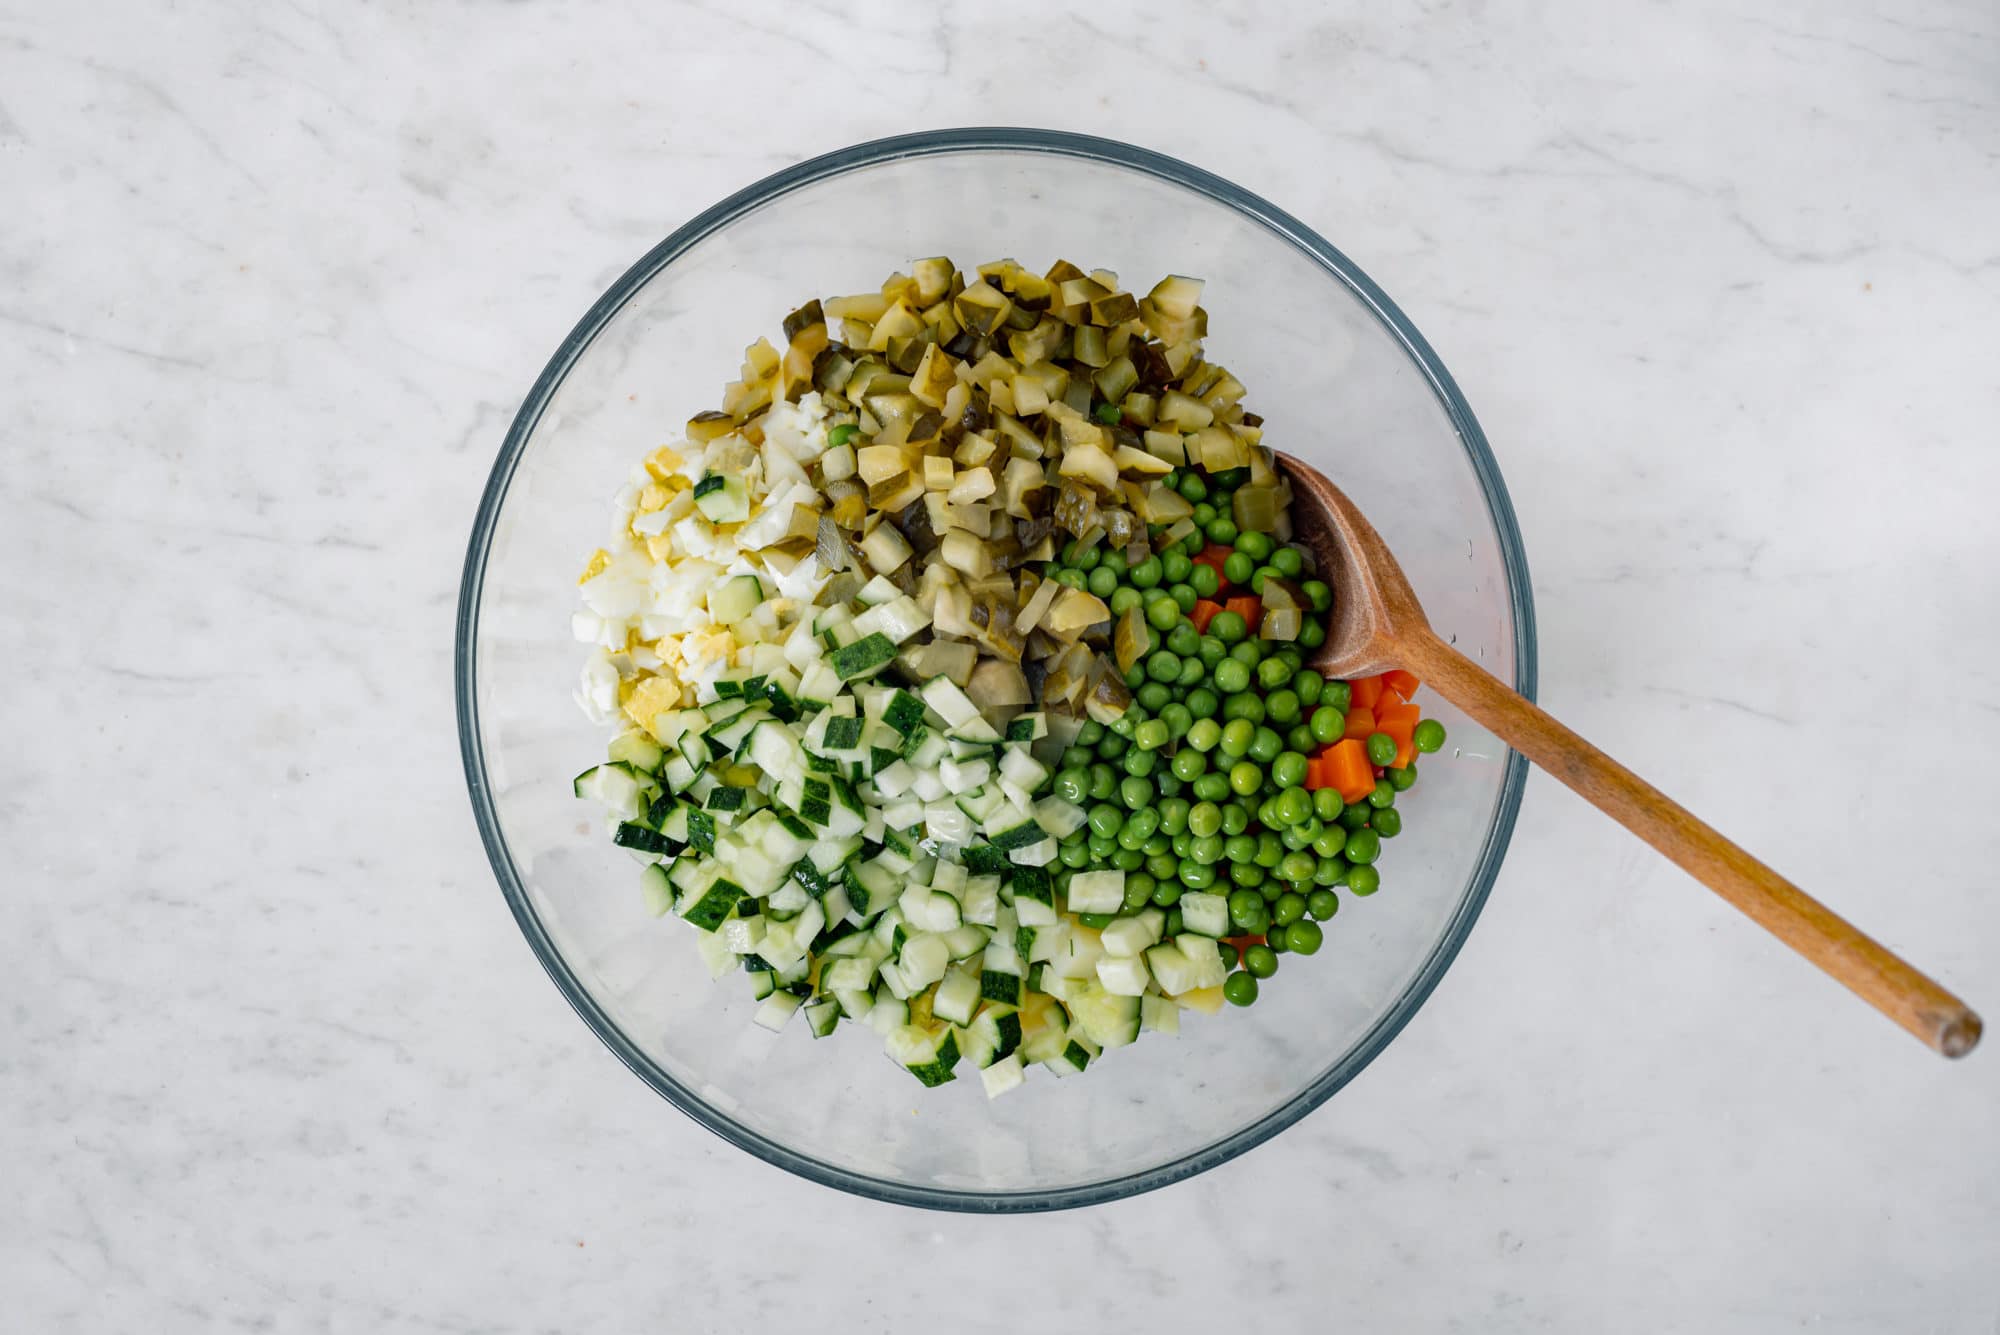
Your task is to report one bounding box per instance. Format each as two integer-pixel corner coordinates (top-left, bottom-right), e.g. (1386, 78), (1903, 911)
(1197, 636), (1227, 669)
(1087, 803), (1124, 839)
(1160, 623), (1198, 658)
(1229, 860), (1264, 888)
(1279, 823), (1314, 852)
(1320, 681), (1351, 713)
(1148, 853), (1179, 882)
(1238, 944), (1276, 980)
(1226, 889), (1264, 930)
(1116, 821), (1148, 853)
(1088, 835), (1116, 860)
(1123, 661), (1147, 687)
(1146, 597), (1180, 632)
(1414, 718), (1447, 753)
(1338, 801), (1372, 831)
(1057, 569), (1087, 590)
(1389, 764), (1418, 791)
(1206, 517), (1239, 545)
(1273, 891), (1308, 926)
(1186, 719), (1222, 753)
(1278, 851), (1315, 884)
(1073, 545), (1101, 571)
(1291, 672), (1320, 708)
(1299, 620), (1325, 649)
(1078, 911), (1114, 929)
(1233, 531), (1272, 561)
(1345, 827), (1381, 865)
(1307, 888), (1340, 920)
(1125, 747), (1157, 781)
(1162, 907), (1184, 935)
(1217, 719), (1254, 758)
(1284, 919), (1323, 955)
(1309, 706), (1346, 744)
(1191, 773), (1230, 802)
(1311, 824), (1347, 858)
(1212, 658), (1250, 694)
(1266, 753), (1304, 790)
(1368, 779), (1396, 810)
(1268, 546), (1303, 579)
(1135, 682), (1171, 714)
(1258, 796), (1285, 829)
(1372, 807), (1403, 838)
(1313, 855), (1346, 886)
(1158, 798), (1190, 834)
(1254, 832), (1284, 868)
(1174, 658), (1203, 688)
(1228, 761), (1262, 796)
(1313, 788), (1344, 821)
(1188, 801), (1222, 838)
(1190, 834), (1224, 865)
(1081, 566), (1112, 599)
(1101, 550), (1128, 578)
(1076, 720), (1105, 746)
(1190, 564), (1220, 599)
(1053, 769), (1088, 803)
(1248, 727), (1284, 764)
(1347, 865), (1381, 896)
(1143, 832), (1172, 856)
(1108, 586), (1143, 616)
(1220, 552), (1253, 588)
(1248, 565), (1278, 595)
(1097, 730), (1128, 759)
(1365, 732), (1397, 766)
(1169, 583), (1197, 613)
(1175, 472), (1208, 502)
(1059, 839), (1092, 868)
(1159, 704), (1195, 738)
(1224, 833), (1258, 864)
(1209, 610), (1247, 643)
(1221, 803), (1251, 835)
(1141, 650), (1176, 684)
(1191, 502), (1217, 528)
(1135, 719), (1171, 751)
(1171, 831), (1192, 858)
(1229, 640), (1263, 667)
(1284, 724), (1314, 753)
(1133, 556), (1165, 589)
(1178, 860), (1216, 889)
(1254, 657), (1288, 691)
(1302, 580), (1332, 613)
(1089, 764), (1118, 800)
(1260, 690), (1297, 726)
(1221, 693), (1262, 724)
(1113, 846), (1146, 871)
(1170, 749), (1206, 781)
(1275, 787), (1313, 826)
(1186, 687), (1219, 719)
(1223, 971), (1260, 1006)
(1160, 551), (1192, 584)
(1115, 776), (1149, 810)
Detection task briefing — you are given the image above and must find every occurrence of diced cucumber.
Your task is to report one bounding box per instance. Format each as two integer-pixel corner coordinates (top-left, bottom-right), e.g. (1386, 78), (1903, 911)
(804, 998), (841, 1038)
(830, 632), (897, 682)
(639, 863), (674, 916)
(692, 472), (749, 523)
(607, 730), (664, 772)
(979, 1051), (1026, 1099)
(1141, 994), (1180, 1035)
(753, 989), (803, 1032)
(1065, 870), (1125, 915)
(1005, 712), (1048, 743)
(1177, 891), (1230, 939)
(1068, 981), (1142, 1047)
(708, 573), (764, 626)
(884, 1023), (960, 1087)
(932, 966), (981, 1026)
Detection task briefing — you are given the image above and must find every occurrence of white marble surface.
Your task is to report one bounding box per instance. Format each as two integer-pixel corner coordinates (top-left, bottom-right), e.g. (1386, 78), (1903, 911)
(6, 1), (1998, 1329)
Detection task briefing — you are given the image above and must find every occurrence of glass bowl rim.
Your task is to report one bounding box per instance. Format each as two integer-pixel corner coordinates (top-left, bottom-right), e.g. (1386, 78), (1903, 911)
(455, 126), (1538, 1213)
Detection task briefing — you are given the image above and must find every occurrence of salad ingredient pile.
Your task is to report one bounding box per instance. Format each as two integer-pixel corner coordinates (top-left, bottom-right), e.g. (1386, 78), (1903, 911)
(572, 259), (1446, 1096)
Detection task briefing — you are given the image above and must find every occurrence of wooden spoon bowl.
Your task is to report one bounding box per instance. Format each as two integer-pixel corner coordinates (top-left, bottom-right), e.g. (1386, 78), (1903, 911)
(1275, 450), (1981, 1059)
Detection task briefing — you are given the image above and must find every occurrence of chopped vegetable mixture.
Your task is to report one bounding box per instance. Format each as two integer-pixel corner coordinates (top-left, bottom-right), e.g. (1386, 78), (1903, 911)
(571, 259), (1447, 1095)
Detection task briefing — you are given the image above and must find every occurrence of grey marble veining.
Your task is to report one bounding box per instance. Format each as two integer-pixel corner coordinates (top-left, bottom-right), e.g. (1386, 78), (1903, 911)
(4, 1), (1997, 1330)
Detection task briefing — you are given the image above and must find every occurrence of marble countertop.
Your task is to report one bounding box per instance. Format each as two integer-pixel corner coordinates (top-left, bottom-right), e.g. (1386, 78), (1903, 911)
(8, 2), (1998, 1329)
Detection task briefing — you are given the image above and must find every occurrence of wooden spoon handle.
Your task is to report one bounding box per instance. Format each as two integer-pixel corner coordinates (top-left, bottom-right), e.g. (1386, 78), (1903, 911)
(1398, 628), (1981, 1058)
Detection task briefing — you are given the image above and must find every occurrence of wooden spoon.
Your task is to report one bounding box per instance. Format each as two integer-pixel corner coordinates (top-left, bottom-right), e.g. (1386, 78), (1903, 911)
(1276, 451), (1981, 1058)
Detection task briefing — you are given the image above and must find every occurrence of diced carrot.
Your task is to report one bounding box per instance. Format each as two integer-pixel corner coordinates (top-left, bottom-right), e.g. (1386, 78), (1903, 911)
(1190, 599), (1222, 634)
(1383, 669), (1420, 699)
(1394, 738), (1416, 768)
(1327, 739), (1376, 803)
(1224, 596), (1261, 630)
(1303, 755), (1327, 791)
(1350, 675), (1384, 710)
(1342, 705), (1376, 740)
(1376, 699), (1420, 768)
(1191, 544), (1233, 580)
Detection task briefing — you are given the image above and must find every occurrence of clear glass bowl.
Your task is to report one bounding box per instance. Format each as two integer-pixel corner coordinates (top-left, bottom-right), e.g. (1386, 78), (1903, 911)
(457, 129), (1536, 1211)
